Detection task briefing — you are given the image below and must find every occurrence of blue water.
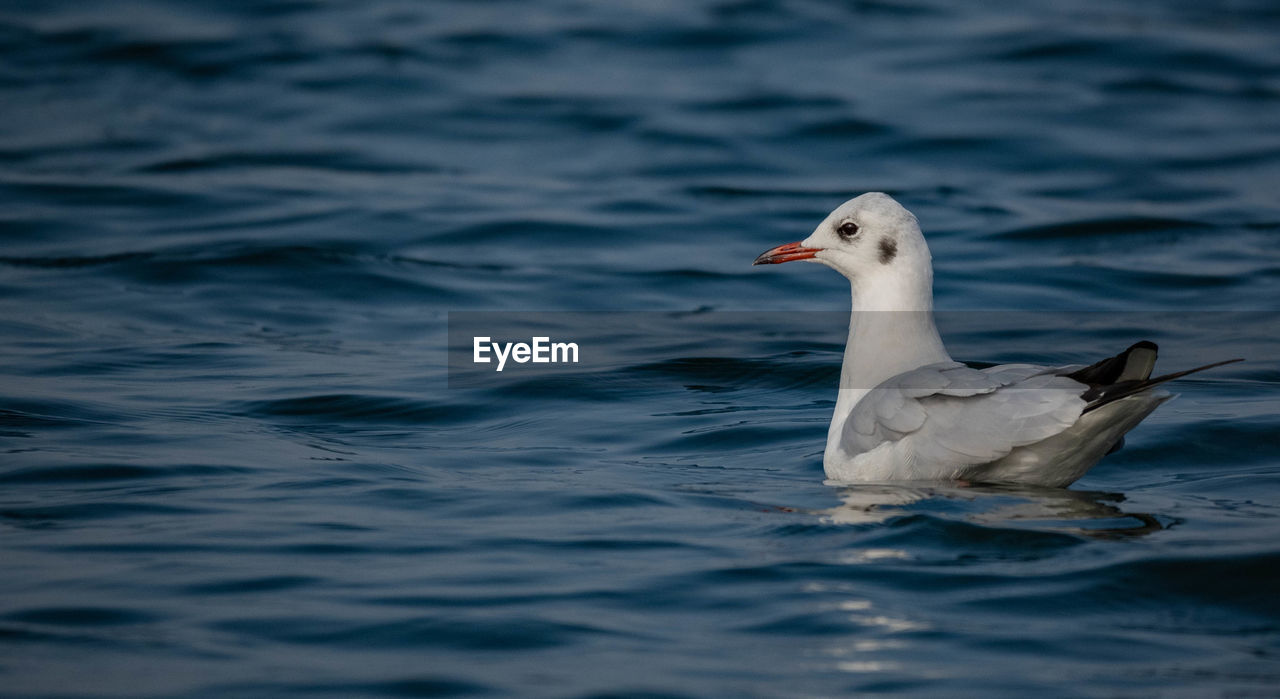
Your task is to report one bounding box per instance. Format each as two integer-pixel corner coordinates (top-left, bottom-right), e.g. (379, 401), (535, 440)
(3, 1), (1279, 696)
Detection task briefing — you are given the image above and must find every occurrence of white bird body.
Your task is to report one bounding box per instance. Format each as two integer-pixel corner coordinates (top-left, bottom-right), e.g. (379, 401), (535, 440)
(826, 360), (1168, 487)
(754, 192), (1236, 488)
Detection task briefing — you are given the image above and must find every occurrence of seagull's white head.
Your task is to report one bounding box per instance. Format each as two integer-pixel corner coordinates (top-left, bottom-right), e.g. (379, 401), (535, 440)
(753, 192), (929, 282)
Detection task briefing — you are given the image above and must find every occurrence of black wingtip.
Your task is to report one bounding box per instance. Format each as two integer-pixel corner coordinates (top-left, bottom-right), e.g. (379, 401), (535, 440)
(1083, 357), (1243, 413)
(1066, 340), (1161, 385)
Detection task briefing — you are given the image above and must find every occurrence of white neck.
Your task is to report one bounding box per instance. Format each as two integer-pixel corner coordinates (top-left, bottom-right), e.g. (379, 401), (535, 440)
(824, 262), (950, 463)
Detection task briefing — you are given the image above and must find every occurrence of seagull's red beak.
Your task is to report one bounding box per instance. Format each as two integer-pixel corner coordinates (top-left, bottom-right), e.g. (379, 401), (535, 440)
(753, 241), (820, 265)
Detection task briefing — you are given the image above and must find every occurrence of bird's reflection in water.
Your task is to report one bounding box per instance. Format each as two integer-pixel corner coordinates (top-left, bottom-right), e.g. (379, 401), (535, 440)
(820, 481), (1165, 538)
(783, 481), (1166, 679)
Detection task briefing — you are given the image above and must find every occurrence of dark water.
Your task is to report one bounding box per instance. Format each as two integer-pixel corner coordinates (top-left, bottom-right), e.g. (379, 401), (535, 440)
(3, 1), (1280, 696)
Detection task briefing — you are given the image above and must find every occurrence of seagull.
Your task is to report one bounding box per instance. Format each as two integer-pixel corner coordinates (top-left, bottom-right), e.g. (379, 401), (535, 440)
(754, 192), (1239, 487)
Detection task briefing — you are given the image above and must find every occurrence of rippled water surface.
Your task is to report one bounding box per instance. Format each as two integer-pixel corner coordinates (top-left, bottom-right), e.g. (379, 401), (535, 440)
(3, 1), (1280, 696)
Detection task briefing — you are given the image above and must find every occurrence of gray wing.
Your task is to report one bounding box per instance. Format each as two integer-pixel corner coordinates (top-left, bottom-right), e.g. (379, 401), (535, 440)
(842, 362), (1088, 468)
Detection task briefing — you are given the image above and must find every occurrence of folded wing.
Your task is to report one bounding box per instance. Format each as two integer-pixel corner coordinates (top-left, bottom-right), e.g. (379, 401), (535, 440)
(842, 362), (1088, 474)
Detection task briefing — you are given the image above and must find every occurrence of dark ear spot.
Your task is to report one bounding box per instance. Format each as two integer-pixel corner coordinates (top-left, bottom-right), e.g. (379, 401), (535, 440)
(878, 237), (897, 265)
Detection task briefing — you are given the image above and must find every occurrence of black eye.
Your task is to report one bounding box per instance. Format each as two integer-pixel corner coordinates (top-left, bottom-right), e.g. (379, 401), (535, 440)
(837, 221), (859, 239)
